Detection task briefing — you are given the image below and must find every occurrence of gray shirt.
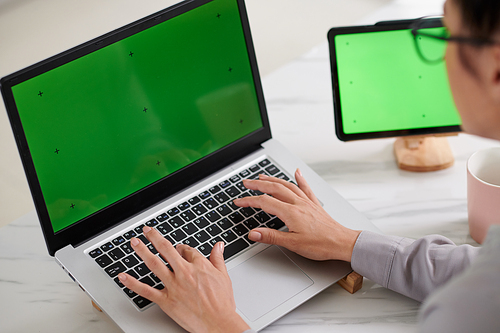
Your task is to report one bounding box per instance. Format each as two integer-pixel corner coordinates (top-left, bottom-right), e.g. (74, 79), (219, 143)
(243, 225), (500, 332)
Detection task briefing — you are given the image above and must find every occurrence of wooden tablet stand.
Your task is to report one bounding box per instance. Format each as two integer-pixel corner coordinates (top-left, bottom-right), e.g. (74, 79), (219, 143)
(394, 136), (455, 172)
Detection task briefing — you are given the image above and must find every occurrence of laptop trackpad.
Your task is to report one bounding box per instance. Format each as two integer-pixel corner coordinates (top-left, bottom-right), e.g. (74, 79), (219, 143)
(228, 245), (313, 322)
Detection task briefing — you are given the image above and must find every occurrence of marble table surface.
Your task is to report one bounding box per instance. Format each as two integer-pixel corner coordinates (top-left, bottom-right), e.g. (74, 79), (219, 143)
(1, 0), (499, 332)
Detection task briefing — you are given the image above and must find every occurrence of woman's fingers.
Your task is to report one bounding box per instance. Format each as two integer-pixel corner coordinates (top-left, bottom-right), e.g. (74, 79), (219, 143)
(294, 169), (322, 206)
(142, 226), (184, 274)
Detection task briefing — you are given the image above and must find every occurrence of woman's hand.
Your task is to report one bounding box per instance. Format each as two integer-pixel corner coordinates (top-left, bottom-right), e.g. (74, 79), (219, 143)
(234, 169), (361, 262)
(118, 227), (250, 333)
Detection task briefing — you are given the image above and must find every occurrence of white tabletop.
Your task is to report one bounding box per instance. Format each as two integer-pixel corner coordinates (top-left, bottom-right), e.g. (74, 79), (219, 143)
(1, 0), (499, 332)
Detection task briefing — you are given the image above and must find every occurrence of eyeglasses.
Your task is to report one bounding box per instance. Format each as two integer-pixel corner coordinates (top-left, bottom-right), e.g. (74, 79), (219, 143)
(410, 16), (500, 64)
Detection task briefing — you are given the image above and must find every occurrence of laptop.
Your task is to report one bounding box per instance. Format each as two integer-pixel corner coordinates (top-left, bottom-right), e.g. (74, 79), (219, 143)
(0, 0), (380, 331)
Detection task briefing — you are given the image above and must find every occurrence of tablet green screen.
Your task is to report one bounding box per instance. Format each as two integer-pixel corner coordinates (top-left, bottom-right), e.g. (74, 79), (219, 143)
(334, 29), (461, 135)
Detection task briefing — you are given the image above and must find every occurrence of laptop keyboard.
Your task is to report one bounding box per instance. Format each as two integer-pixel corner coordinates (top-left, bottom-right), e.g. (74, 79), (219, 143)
(87, 158), (290, 310)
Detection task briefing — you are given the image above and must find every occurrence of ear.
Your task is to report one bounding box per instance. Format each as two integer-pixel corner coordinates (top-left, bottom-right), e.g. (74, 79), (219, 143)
(490, 44), (500, 103)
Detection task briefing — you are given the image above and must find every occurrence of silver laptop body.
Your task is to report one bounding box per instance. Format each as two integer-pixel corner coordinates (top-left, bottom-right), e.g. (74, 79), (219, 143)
(0, 0), (380, 331)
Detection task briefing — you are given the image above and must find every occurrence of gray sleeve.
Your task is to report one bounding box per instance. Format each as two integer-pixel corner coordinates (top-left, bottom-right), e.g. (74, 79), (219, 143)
(351, 230), (480, 302)
(418, 225), (500, 333)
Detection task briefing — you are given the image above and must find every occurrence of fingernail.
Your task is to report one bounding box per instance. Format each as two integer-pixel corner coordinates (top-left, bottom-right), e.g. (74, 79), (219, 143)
(118, 273), (127, 282)
(131, 238), (140, 246)
(143, 226), (152, 234)
(297, 168), (303, 177)
(218, 242), (225, 252)
(249, 231), (262, 241)
(259, 174), (269, 179)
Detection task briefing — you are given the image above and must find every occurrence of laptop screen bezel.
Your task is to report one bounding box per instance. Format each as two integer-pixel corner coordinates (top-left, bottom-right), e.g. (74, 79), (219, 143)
(0, 0), (272, 256)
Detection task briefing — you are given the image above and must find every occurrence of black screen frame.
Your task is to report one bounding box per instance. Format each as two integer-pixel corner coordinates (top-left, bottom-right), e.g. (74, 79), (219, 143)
(0, 0), (272, 256)
(327, 18), (462, 141)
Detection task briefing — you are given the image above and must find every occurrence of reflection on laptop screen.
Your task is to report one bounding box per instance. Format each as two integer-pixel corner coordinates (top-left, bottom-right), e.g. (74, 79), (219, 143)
(10, 0), (263, 233)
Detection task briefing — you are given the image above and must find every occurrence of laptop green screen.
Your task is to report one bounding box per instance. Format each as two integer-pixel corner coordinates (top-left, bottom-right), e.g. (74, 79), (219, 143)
(334, 28), (461, 135)
(10, 0), (263, 233)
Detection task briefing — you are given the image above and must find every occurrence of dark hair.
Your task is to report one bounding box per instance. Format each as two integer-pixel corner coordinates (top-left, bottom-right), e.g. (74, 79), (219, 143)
(455, 0), (500, 38)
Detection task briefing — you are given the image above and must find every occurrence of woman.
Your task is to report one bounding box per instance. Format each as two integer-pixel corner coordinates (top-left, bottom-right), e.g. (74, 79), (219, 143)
(117, 0), (500, 332)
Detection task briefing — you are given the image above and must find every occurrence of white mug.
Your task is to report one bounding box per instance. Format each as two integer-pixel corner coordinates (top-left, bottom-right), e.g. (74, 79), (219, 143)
(467, 147), (500, 244)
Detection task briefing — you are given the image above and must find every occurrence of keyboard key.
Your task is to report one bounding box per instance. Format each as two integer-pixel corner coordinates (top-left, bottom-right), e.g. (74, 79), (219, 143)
(114, 277), (124, 288)
(217, 218), (233, 230)
(219, 180), (231, 188)
(266, 218), (285, 230)
(109, 248), (125, 261)
(170, 229), (187, 242)
(188, 196), (201, 205)
(126, 269), (139, 279)
(216, 204), (232, 216)
(203, 198), (218, 209)
(155, 284), (165, 290)
(89, 248), (103, 258)
(123, 230), (137, 240)
(198, 243), (212, 256)
(124, 288), (137, 298)
(150, 272), (161, 284)
(146, 219), (159, 227)
(199, 191), (211, 200)
(228, 212), (244, 224)
(249, 164), (260, 173)
(225, 186), (240, 198)
(167, 207), (180, 216)
(276, 173), (290, 181)
(183, 236), (199, 247)
(239, 169), (251, 178)
(194, 230), (210, 243)
(239, 207), (255, 217)
(209, 236), (225, 246)
(156, 213), (169, 222)
(223, 238), (250, 260)
(233, 223), (249, 236)
(259, 159), (271, 167)
(230, 175), (241, 183)
(244, 217), (260, 230)
(100, 242), (114, 252)
(178, 202), (190, 211)
(209, 185), (221, 194)
(120, 242), (134, 254)
(205, 211), (222, 223)
(95, 254), (113, 268)
(134, 263), (151, 276)
(182, 222), (198, 235)
(235, 181), (247, 192)
(139, 276), (155, 287)
(134, 224), (145, 234)
(206, 224), (222, 237)
(265, 165), (280, 175)
(133, 296), (152, 309)
(164, 234), (175, 245)
(193, 216), (210, 229)
(104, 261), (127, 278)
(137, 234), (150, 245)
(180, 210), (196, 222)
(192, 203), (207, 216)
(227, 200), (239, 210)
(112, 236), (126, 246)
(147, 244), (158, 255)
(157, 222), (173, 235)
(255, 211), (271, 224)
(221, 230), (237, 243)
(214, 192), (230, 204)
(122, 255), (139, 268)
(168, 216), (184, 228)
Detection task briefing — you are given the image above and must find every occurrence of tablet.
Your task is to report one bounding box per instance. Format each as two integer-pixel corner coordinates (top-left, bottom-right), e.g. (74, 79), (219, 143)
(327, 18), (461, 141)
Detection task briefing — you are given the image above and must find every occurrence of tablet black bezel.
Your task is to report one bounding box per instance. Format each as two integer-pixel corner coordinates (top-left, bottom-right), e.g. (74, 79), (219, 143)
(0, 0), (271, 256)
(327, 19), (462, 141)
